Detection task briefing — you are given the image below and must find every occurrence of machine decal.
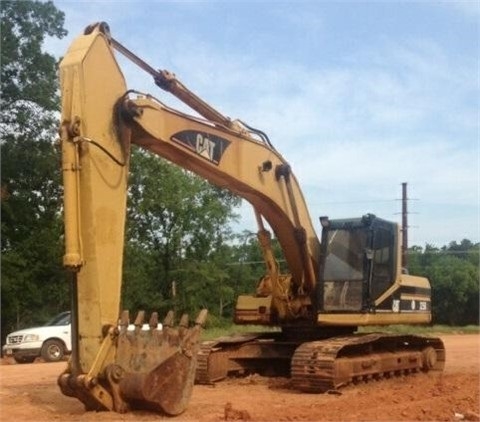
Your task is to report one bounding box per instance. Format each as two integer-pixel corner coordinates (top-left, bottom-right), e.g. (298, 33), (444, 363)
(379, 296), (431, 313)
(171, 130), (231, 165)
(398, 299), (430, 312)
(392, 299), (400, 312)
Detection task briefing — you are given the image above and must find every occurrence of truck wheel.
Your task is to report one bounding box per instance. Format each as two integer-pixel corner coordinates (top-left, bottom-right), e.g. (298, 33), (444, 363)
(14, 355), (35, 364)
(41, 339), (65, 362)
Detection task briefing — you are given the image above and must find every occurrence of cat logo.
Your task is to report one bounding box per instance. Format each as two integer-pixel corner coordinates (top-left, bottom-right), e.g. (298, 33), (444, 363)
(196, 133), (215, 161)
(171, 130), (231, 165)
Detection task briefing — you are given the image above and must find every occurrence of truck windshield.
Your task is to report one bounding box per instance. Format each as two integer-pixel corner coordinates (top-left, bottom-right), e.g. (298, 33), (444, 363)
(323, 228), (366, 281)
(44, 312), (71, 326)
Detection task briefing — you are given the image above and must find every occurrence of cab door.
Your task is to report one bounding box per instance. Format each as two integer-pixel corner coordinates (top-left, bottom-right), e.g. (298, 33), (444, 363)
(367, 221), (397, 304)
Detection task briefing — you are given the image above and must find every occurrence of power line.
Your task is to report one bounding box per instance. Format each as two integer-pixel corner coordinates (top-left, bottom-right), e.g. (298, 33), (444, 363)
(319, 199), (398, 205)
(408, 250), (479, 255)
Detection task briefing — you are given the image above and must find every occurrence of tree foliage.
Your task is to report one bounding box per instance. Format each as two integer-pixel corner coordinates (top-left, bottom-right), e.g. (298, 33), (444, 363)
(1, 0), (66, 112)
(1, 1), (67, 333)
(122, 148), (241, 318)
(408, 240), (479, 325)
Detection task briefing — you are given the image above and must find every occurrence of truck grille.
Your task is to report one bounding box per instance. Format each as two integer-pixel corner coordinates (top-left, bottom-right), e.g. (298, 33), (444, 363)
(7, 335), (23, 344)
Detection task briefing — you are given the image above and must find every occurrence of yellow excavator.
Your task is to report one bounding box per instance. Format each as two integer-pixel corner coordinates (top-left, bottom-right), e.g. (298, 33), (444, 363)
(58, 22), (445, 415)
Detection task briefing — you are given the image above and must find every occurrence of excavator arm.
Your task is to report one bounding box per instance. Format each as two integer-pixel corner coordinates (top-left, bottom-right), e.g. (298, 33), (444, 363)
(100, 22), (321, 298)
(120, 95), (320, 292)
(109, 53), (322, 294)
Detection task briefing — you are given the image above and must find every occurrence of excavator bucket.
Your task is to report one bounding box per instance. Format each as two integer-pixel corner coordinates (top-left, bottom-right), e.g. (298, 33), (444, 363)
(117, 348), (197, 415)
(59, 309), (208, 416)
(114, 309), (207, 415)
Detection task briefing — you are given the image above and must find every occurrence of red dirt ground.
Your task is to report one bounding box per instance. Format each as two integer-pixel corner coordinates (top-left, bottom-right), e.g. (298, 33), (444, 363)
(0, 334), (478, 421)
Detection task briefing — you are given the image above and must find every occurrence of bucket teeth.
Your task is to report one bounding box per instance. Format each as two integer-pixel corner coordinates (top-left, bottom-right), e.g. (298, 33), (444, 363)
(195, 309), (208, 326)
(149, 312), (159, 329)
(179, 314), (189, 338)
(163, 310), (174, 327)
(120, 310), (130, 333)
(134, 310), (145, 328)
(179, 314), (189, 327)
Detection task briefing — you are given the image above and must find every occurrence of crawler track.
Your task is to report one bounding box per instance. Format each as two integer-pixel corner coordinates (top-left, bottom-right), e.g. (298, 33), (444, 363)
(195, 333), (294, 384)
(291, 333), (445, 393)
(196, 334), (270, 384)
(196, 333), (445, 393)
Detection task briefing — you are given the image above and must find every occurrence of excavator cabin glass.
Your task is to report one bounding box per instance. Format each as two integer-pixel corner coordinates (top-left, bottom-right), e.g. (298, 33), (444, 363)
(319, 215), (397, 313)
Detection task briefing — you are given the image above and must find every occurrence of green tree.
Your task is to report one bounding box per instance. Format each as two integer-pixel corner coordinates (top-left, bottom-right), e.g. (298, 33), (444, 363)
(1, 1), (67, 334)
(408, 241), (479, 325)
(213, 229), (288, 320)
(444, 239), (479, 267)
(428, 255), (478, 325)
(122, 148), (241, 319)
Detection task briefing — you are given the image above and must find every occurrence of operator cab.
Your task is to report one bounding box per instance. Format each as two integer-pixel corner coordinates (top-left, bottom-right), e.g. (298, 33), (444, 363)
(318, 214), (397, 313)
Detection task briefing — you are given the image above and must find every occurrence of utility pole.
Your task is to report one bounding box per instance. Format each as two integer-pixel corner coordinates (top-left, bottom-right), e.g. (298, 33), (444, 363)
(401, 182), (408, 270)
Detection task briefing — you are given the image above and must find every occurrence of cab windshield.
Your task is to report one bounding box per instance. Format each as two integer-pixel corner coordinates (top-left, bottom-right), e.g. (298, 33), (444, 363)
(323, 228), (366, 281)
(322, 228), (367, 311)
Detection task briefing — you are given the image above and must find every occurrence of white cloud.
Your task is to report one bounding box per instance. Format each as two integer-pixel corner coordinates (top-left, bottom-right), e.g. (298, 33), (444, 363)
(272, 6), (325, 37)
(438, 0), (480, 18)
(49, 1), (478, 245)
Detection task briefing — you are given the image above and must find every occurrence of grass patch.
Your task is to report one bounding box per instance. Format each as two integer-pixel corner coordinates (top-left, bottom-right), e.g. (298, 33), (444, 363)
(358, 324), (479, 335)
(201, 323), (479, 340)
(201, 324), (279, 341)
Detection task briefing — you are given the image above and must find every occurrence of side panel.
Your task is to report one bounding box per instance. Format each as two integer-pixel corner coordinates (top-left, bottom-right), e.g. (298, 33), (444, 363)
(60, 31), (128, 372)
(317, 273), (432, 326)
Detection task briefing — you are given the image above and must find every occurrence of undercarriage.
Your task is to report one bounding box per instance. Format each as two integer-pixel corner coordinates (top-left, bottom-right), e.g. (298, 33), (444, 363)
(195, 329), (445, 392)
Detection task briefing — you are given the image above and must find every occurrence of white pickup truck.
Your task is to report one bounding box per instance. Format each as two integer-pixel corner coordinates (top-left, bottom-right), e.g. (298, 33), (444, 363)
(2, 311), (72, 363)
(3, 311), (162, 364)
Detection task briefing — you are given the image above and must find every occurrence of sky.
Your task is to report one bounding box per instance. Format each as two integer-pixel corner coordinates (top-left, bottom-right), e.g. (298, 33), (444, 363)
(47, 0), (479, 248)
